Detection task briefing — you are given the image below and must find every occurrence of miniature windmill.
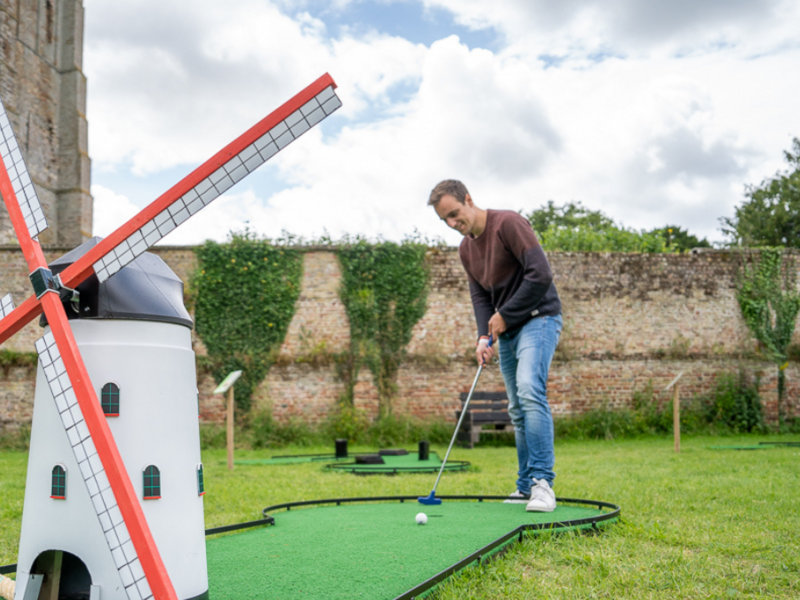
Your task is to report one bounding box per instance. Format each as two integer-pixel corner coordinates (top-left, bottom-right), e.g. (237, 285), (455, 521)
(0, 74), (340, 600)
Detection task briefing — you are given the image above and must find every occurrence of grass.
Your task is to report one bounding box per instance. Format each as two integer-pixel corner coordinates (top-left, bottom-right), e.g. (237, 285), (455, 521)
(433, 435), (800, 599)
(1, 434), (798, 598)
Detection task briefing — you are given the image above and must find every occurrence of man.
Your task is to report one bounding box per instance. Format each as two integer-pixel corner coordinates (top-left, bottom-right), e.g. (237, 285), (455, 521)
(429, 180), (562, 512)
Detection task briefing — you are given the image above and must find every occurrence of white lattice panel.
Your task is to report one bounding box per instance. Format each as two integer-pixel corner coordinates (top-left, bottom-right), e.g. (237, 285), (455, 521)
(0, 293), (14, 319)
(93, 85), (342, 283)
(0, 99), (48, 239)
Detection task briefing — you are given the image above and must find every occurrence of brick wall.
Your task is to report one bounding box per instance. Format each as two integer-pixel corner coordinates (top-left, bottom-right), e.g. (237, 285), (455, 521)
(2, 246), (799, 431)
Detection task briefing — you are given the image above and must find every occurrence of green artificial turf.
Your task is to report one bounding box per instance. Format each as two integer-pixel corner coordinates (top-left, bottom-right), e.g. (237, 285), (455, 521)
(206, 500), (610, 599)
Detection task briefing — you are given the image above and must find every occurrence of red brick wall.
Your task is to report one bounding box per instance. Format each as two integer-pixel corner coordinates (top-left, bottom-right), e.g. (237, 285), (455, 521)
(2, 246), (799, 430)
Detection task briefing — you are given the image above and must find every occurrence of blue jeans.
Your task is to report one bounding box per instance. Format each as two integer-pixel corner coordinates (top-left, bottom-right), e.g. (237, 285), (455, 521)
(498, 314), (562, 493)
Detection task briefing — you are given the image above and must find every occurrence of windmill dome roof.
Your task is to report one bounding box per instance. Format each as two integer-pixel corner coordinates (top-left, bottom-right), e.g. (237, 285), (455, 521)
(42, 237), (193, 329)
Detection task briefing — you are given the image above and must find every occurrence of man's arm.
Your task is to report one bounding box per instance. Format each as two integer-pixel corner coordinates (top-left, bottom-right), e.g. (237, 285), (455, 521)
(496, 216), (554, 331)
(468, 280), (494, 339)
(469, 280), (497, 364)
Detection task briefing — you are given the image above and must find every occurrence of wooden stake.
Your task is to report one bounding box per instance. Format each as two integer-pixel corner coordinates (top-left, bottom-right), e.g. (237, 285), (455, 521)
(664, 371), (683, 455)
(673, 382), (680, 453)
(214, 370), (242, 471)
(39, 550), (63, 600)
(227, 386), (235, 471)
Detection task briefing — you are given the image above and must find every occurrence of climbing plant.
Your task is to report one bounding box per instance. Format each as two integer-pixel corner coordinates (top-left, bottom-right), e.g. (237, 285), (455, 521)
(192, 231), (303, 412)
(0, 350), (37, 376)
(737, 247), (800, 424)
(337, 237), (429, 417)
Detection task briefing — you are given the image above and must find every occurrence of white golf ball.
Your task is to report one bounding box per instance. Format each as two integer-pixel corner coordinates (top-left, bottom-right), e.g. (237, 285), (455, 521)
(415, 512), (428, 525)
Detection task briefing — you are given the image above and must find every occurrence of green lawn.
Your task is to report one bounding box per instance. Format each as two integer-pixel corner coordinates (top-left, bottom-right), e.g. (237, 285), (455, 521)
(2, 434), (798, 599)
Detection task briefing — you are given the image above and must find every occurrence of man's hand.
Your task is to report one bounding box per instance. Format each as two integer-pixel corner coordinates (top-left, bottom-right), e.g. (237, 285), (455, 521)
(488, 312), (507, 339)
(475, 336), (494, 366)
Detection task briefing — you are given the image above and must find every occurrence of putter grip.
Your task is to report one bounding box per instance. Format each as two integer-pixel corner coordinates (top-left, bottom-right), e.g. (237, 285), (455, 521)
(480, 334), (493, 366)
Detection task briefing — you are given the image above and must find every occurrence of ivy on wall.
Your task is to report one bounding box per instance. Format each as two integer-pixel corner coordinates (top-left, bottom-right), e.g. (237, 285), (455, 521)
(192, 232), (303, 412)
(337, 237), (429, 417)
(737, 247), (800, 424)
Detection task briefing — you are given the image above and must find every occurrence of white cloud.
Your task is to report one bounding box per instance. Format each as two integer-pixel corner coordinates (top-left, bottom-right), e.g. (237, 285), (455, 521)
(84, 1), (800, 247)
(84, 0), (426, 175)
(91, 185), (140, 238)
(420, 0), (799, 58)
(84, 0), (334, 175)
(157, 190), (269, 245)
(522, 48), (800, 239)
(260, 36), (563, 245)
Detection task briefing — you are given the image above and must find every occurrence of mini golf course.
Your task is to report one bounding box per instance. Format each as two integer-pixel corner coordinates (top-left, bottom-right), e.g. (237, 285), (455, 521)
(1, 496), (619, 598)
(234, 443), (471, 475)
(205, 495), (619, 599)
(0, 435), (618, 597)
(235, 451), (469, 474)
(325, 451), (470, 475)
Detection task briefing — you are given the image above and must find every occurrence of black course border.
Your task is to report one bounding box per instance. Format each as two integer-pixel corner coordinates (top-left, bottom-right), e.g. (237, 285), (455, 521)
(2, 495), (620, 600)
(205, 517), (274, 536)
(246, 450), (473, 475)
(759, 441), (800, 447)
(324, 459), (471, 476)
(260, 494), (621, 600)
(267, 451), (374, 459)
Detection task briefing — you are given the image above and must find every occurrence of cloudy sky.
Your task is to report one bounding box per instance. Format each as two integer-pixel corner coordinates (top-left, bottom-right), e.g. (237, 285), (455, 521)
(84, 0), (800, 247)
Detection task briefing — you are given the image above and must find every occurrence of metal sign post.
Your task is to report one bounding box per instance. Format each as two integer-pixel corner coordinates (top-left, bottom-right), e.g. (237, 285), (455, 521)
(214, 370), (243, 470)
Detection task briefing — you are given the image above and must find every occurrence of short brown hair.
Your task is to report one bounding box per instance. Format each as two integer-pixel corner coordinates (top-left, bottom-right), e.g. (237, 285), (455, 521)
(428, 180), (469, 206)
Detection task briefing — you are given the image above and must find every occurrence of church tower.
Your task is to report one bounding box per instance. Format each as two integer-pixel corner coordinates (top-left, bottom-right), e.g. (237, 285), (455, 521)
(0, 0), (92, 247)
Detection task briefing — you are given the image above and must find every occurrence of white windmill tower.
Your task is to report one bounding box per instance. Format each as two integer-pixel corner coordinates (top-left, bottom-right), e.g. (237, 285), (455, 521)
(18, 240), (207, 600)
(0, 74), (341, 600)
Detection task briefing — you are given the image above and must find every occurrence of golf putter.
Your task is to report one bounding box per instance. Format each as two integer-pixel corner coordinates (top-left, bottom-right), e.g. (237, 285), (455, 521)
(419, 336), (493, 505)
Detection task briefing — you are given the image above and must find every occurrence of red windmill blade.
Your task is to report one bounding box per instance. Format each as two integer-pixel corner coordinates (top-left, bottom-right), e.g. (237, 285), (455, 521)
(0, 73), (341, 345)
(0, 73), (341, 600)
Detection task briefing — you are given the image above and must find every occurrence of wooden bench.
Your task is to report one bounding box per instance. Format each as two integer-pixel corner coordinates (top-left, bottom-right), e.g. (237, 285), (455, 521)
(456, 391), (513, 448)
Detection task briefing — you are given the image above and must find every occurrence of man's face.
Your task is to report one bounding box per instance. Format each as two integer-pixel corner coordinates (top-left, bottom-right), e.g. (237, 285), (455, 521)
(434, 194), (475, 236)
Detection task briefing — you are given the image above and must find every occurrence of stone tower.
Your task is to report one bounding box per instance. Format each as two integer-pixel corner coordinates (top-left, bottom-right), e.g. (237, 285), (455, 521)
(0, 0), (91, 247)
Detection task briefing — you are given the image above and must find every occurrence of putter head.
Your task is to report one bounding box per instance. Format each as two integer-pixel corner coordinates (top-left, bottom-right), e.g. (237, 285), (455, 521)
(418, 491), (442, 505)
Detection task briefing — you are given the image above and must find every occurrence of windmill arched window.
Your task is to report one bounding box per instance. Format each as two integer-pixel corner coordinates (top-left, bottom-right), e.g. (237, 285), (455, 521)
(51, 465), (66, 499)
(101, 382), (120, 416)
(143, 465), (161, 500)
(197, 463), (205, 496)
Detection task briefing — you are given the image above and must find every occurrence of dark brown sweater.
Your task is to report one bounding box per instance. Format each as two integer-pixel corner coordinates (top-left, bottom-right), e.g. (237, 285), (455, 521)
(459, 209), (561, 339)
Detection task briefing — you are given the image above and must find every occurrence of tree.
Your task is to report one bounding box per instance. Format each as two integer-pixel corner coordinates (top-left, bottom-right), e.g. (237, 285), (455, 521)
(647, 225), (711, 253)
(534, 224), (668, 253)
(527, 201), (711, 253)
(721, 138), (800, 247)
(526, 200), (617, 234)
(736, 247), (800, 426)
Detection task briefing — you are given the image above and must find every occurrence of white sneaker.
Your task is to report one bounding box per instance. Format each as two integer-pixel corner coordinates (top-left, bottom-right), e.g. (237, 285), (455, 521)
(526, 478), (556, 512)
(503, 489), (530, 504)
